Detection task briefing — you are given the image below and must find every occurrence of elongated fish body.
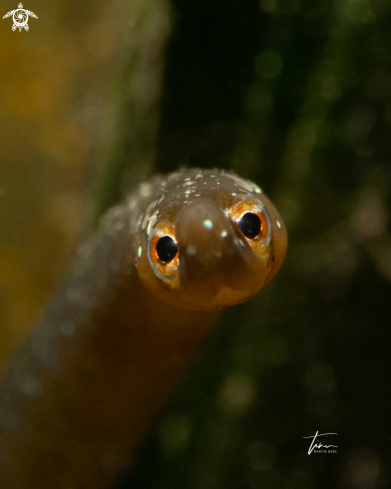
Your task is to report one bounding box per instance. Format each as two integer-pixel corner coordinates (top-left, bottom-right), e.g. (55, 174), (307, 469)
(0, 169), (287, 488)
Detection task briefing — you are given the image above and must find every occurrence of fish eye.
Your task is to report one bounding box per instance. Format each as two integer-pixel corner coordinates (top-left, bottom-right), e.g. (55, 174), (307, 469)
(155, 235), (178, 263)
(229, 197), (271, 254)
(148, 224), (180, 284)
(239, 212), (261, 239)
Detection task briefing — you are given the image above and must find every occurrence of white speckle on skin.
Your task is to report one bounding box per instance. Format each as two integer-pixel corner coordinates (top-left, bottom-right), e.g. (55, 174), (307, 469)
(203, 219), (213, 230)
(146, 219), (153, 236)
(276, 220), (282, 229)
(136, 214), (143, 231)
(195, 194), (201, 197)
(255, 187), (263, 194)
(231, 193), (237, 197)
(187, 245), (196, 255)
(183, 201), (188, 204)
(183, 181), (194, 187)
(138, 246), (142, 258)
(139, 183), (151, 197)
(221, 230), (228, 238)
(156, 195), (165, 206)
(196, 173), (203, 179)
(184, 177), (191, 181)
(145, 210), (159, 236)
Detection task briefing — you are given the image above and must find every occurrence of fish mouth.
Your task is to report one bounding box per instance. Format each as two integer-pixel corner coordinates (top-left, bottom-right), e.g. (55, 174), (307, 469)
(171, 199), (272, 310)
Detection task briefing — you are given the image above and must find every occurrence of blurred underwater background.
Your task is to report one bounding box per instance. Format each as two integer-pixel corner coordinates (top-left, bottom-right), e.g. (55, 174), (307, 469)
(1, 0), (391, 487)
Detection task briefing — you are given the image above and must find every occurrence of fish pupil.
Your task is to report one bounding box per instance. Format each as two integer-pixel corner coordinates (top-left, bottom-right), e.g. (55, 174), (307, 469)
(239, 212), (261, 239)
(156, 236), (178, 263)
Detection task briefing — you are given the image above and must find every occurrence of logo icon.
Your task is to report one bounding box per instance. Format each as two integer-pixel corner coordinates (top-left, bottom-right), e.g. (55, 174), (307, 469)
(3, 3), (38, 32)
(303, 431), (338, 454)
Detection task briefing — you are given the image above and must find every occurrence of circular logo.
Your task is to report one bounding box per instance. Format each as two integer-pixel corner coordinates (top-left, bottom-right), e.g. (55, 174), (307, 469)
(12, 8), (28, 30)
